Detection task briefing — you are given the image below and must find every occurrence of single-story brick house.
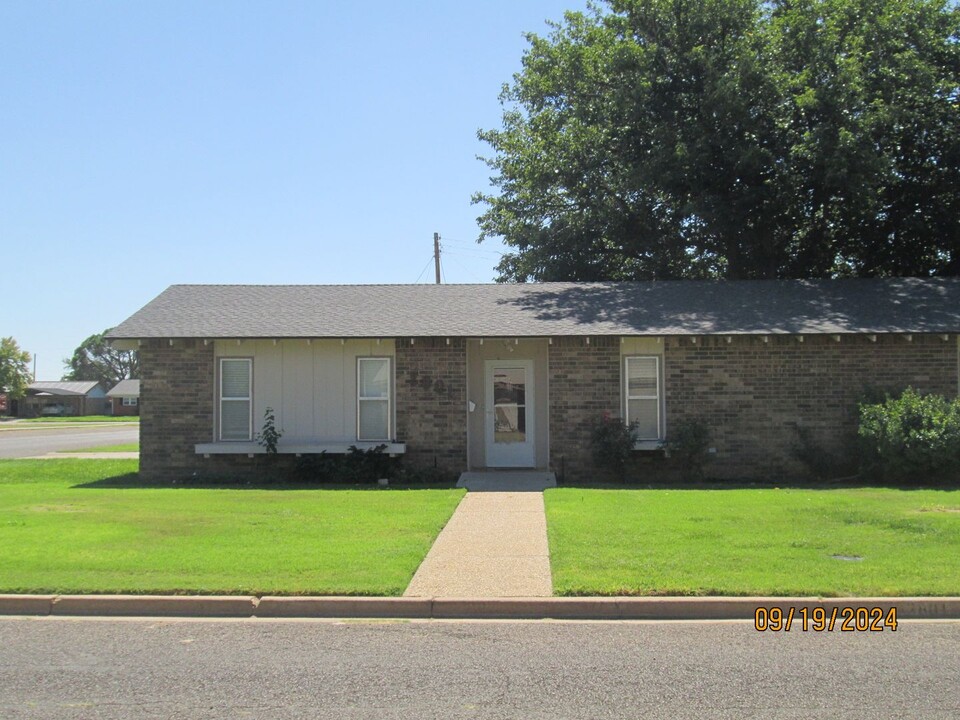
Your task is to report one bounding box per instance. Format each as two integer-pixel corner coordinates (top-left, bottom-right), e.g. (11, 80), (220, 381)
(20, 381), (109, 418)
(107, 279), (960, 481)
(106, 379), (140, 416)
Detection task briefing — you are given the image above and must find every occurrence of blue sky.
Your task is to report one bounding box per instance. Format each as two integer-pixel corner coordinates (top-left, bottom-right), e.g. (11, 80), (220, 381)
(1, 0), (588, 381)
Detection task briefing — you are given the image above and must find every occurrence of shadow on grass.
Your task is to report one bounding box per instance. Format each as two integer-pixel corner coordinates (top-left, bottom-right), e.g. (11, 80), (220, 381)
(73, 473), (456, 491)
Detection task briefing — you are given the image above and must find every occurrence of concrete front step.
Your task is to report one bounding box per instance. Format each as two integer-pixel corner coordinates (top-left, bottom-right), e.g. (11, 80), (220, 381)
(456, 471), (556, 492)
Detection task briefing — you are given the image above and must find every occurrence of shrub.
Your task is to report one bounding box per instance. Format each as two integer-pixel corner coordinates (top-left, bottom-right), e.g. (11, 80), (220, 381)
(792, 425), (859, 480)
(294, 444), (394, 484)
(590, 413), (638, 479)
(858, 388), (960, 482)
(664, 418), (711, 482)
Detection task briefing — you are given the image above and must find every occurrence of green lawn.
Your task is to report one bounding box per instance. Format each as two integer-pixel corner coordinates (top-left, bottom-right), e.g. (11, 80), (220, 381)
(16, 416), (139, 423)
(58, 443), (139, 453)
(545, 487), (960, 597)
(0, 460), (464, 595)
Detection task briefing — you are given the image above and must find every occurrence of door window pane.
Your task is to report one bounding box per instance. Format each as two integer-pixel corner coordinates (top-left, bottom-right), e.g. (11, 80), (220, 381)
(494, 405), (526, 444)
(493, 366), (526, 444)
(493, 368), (526, 405)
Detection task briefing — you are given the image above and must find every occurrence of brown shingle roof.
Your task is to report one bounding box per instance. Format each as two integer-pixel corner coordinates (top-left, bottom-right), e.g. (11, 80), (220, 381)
(106, 278), (960, 339)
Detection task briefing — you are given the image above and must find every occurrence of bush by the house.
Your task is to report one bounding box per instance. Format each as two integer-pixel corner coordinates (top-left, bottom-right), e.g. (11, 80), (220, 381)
(294, 444), (394, 484)
(590, 413), (638, 479)
(858, 388), (960, 482)
(664, 418), (711, 482)
(792, 425), (859, 481)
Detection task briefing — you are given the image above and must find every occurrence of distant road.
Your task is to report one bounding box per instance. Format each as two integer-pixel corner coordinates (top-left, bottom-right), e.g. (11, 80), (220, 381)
(0, 424), (139, 458)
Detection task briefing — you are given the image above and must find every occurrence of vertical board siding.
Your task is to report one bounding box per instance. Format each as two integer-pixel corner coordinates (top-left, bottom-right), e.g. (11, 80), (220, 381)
(216, 339), (396, 442)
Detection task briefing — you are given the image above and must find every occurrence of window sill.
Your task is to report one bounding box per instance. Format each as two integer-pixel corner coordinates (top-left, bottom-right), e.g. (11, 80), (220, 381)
(195, 441), (406, 458)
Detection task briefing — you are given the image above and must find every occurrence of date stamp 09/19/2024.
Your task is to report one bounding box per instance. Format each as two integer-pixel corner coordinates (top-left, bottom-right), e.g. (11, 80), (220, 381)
(754, 606), (899, 632)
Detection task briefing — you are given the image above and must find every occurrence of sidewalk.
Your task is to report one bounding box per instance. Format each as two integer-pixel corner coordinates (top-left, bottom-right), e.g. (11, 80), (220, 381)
(404, 491), (552, 597)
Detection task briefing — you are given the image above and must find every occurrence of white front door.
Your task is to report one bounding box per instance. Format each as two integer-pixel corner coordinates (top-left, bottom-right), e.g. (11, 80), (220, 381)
(485, 359), (535, 468)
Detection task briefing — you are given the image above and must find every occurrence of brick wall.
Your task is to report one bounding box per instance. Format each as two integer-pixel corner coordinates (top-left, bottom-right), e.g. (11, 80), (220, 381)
(395, 338), (467, 476)
(548, 337), (621, 481)
(110, 398), (140, 416)
(139, 333), (958, 483)
(139, 339), (214, 481)
(664, 334), (959, 479)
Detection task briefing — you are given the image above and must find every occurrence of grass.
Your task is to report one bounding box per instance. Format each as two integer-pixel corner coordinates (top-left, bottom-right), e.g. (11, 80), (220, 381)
(15, 416), (139, 423)
(0, 460), (464, 596)
(545, 487), (960, 597)
(58, 443), (139, 453)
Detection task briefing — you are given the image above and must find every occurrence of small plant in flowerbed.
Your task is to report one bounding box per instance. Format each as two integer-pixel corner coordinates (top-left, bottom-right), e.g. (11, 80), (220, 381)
(255, 407), (283, 454)
(590, 412), (639, 480)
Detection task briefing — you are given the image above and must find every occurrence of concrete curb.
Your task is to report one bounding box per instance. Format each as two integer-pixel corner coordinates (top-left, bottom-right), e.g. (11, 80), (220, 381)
(50, 595), (257, 617)
(2, 594), (960, 620)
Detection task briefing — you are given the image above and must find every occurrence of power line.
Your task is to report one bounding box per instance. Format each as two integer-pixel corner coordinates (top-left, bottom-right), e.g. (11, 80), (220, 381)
(443, 253), (488, 283)
(442, 246), (505, 258)
(440, 237), (506, 256)
(414, 255), (435, 283)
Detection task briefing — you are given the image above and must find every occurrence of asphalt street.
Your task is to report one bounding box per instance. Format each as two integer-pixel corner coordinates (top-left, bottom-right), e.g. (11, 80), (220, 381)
(0, 617), (957, 719)
(0, 424), (139, 458)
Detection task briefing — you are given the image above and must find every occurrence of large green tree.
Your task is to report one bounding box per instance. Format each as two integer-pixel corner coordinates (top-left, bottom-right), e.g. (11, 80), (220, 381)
(63, 329), (139, 389)
(0, 337), (32, 399)
(475, 0), (960, 281)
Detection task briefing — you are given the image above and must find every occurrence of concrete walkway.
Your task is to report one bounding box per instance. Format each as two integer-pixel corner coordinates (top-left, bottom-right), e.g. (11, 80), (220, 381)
(404, 488), (553, 598)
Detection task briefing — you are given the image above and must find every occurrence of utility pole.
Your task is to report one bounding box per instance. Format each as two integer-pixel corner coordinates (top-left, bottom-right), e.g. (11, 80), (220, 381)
(434, 232), (441, 284)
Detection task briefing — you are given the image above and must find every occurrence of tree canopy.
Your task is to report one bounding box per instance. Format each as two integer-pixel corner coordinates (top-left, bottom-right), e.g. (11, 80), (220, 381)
(475, 0), (960, 281)
(63, 329), (139, 389)
(0, 337), (32, 399)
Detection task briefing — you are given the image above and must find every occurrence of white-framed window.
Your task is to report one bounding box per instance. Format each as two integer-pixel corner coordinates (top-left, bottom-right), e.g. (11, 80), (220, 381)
(357, 357), (391, 441)
(624, 356), (662, 440)
(220, 358), (252, 441)
(121, 397), (138, 407)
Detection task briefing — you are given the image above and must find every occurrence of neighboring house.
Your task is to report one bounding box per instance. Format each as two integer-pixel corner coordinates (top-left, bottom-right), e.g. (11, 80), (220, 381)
(107, 379), (140, 416)
(106, 279), (960, 481)
(21, 381), (109, 418)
